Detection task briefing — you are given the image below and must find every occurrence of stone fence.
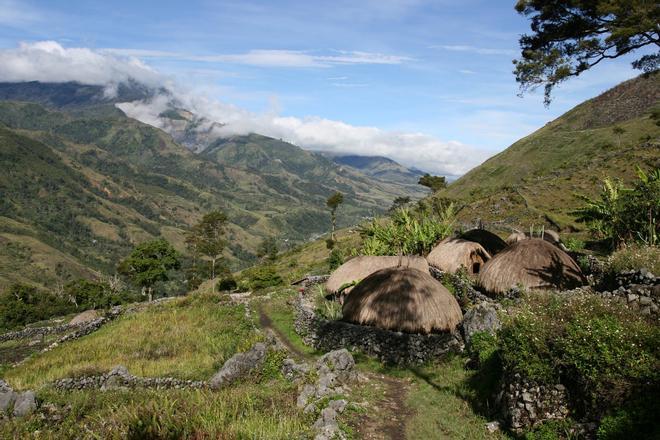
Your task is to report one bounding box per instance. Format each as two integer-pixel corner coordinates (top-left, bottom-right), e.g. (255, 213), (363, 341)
(53, 366), (206, 391)
(293, 277), (463, 365)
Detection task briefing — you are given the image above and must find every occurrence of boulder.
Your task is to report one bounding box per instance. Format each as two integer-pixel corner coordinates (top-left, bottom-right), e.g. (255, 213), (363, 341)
(461, 303), (501, 347)
(316, 349), (356, 383)
(13, 391), (37, 417)
(0, 390), (16, 413)
(69, 309), (100, 325)
(209, 342), (267, 389)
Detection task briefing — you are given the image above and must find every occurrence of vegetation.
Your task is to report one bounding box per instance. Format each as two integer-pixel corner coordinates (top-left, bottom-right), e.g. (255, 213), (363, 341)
(573, 167), (659, 247)
(238, 265), (284, 290)
(0, 284), (75, 332)
(117, 239), (181, 301)
(359, 204), (455, 256)
(418, 173), (447, 192)
(186, 210), (228, 290)
(326, 191), (344, 245)
(514, 0), (660, 104)
(257, 236), (279, 262)
(497, 292), (659, 433)
(604, 243), (660, 275)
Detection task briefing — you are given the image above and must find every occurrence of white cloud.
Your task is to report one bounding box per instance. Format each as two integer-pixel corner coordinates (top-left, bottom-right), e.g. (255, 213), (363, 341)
(0, 40), (483, 176)
(0, 0), (41, 27)
(0, 41), (165, 96)
(432, 45), (517, 56)
(104, 48), (412, 68)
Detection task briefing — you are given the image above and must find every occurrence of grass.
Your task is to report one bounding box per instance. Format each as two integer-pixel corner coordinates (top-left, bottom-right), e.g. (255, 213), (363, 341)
(4, 293), (262, 390)
(0, 381), (310, 439)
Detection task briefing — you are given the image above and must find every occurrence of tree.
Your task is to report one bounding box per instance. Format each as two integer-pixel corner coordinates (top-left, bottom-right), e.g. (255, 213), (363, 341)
(117, 239), (181, 301)
(257, 237), (279, 262)
(389, 196), (411, 213)
(418, 173), (447, 192)
(514, 0), (660, 104)
(612, 125), (626, 148)
(326, 192), (344, 244)
(186, 210), (228, 291)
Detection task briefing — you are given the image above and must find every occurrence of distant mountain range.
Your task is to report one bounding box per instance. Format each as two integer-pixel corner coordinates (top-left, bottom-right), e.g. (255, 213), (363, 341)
(320, 153), (426, 188)
(0, 81), (427, 289)
(438, 72), (660, 231)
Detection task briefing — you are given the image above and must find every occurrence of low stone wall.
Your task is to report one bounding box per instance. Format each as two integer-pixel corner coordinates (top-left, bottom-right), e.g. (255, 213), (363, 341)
(500, 373), (570, 433)
(293, 277), (463, 365)
(53, 366), (207, 391)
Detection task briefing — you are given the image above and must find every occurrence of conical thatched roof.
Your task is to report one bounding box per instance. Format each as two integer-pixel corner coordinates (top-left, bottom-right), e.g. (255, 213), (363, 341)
(325, 255), (429, 294)
(542, 229), (561, 246)
(478, 239), (586, 296)
(505, 231), (527, 245)
(459, 229), (507, 255)
(342, 267), (463, 334)
(426, 238), (491, 275)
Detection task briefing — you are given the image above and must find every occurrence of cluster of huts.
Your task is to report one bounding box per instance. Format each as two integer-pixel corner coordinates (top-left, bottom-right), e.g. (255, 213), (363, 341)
(324, 229), (586, 335)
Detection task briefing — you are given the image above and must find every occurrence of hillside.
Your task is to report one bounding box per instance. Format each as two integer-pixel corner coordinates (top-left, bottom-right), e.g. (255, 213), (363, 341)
(439, 72), (660, 231)
(0, 82), (424, 289)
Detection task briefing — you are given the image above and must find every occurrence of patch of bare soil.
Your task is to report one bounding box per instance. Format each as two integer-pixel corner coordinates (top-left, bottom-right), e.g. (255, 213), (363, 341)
(353, 374), (414, 440)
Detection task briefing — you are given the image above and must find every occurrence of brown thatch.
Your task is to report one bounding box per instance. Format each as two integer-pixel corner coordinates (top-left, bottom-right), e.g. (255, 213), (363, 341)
(505, 231), (527, 245)
(426, 238), (491, 275)
(325, 255), (429, 294)
(341, 267), (463, 334)
(542, 229), (561, 245)
(459, 229), (507, 255)
(478, 239), (586, 296)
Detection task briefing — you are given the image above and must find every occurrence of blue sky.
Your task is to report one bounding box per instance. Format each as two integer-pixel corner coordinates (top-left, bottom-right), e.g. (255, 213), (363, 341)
(0, 0), (646, 175)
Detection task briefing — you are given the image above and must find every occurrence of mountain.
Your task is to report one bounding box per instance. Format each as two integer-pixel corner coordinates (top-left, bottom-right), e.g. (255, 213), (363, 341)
(0, 81), (422, 289)
(323, 153), (427, 192)
(438, 72), (660, 230)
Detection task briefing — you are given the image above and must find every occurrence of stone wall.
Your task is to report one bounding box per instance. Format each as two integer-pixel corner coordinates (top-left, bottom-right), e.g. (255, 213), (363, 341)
(293, 277), (463, 365)
(53, 366), (206, 391)
(500, 373), (570, 433)
(597, 269), (659, 318)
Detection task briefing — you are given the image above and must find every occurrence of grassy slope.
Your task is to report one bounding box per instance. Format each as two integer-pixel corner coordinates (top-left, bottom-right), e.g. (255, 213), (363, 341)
(0, 99), (421, 289)
(440, 73), (660, 232)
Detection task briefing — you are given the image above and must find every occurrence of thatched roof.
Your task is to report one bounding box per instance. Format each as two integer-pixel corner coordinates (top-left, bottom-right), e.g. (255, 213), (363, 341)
(426, 238), (491, 275)
(459, 229), (507, 255)
(326, 255), (429, 294)
(542, 229), (561, 245)
(478, 239), (586, 296)
(505, 231), (527, 245)
(342, 267), (463, 334)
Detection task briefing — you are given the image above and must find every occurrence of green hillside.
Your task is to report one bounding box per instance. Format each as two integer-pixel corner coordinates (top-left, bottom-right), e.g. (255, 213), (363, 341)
(0, 84), (423, 289)
(439, 72), (660, 230)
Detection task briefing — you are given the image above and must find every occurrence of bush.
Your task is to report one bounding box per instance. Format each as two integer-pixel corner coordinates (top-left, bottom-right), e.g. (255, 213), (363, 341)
(327, 248), (344, 270)
(0, 284), (75, 331)
(499, 292), (659, 423)
(358, 205), (455, 256)
(605, 244), (660, 275)
(217, 276), (237, 292)
(239, 265), (283, 290)
(64, 279), (137, 309)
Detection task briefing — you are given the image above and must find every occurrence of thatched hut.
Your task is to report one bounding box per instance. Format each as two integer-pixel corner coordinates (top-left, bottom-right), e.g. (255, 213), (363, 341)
(342, 267), (463, 334)
(542, 229), (561, 246)
(459, 229), (507, 255)
(325, 255), (429, 294)
(505, 231), (527, 245)
(426, 238), (491, 275)
(478, 239), (586, 296)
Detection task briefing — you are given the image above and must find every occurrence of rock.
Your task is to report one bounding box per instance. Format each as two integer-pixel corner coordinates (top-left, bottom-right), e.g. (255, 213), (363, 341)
(327, 399), (347, 414)
(102, 365), (133, 390)
(297, 384), (316, 408)
(13, 391), (37, 417)
(0, 391), (16, 413)
(209, 342), (267, 389)
(69, 309), (100, 325)
(461, 303), (501, 346)
(485, 421), (500, 433)
(0, 379), (12, 392)
(281, 358), (310, 381)
(316, 349), (356, 383)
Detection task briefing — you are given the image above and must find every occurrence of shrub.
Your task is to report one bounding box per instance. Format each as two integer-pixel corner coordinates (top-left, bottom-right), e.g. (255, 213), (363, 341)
(0, 284), (75, 331)
(64, 279), (139, 309)
(217, 276), (237, 292)
(239, 265), (283, 290)
(605, 244), (660, 275)
(327, 248), (344, 270)
(499, 292), (659, 423)
(313, 286), (342, 320)
(358, 205), (455, 256)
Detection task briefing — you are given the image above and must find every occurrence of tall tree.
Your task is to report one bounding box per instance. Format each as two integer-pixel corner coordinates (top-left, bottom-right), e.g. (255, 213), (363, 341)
(418, 173), (447, 192)
(187, 210), (228, 291)
(117, 239), (181, 301)
(514, 0), (660, 104)
(257, 237), (279, 262)
(326, 192), (344, 243)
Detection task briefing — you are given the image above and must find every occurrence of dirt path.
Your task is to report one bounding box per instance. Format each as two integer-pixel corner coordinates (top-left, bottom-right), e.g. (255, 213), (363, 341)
(257, 307), (309, 360)
(354, 374), (413, 440)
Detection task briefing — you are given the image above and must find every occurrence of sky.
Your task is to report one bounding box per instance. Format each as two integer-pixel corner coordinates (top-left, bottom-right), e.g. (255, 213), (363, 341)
(0, 0), (647, 177)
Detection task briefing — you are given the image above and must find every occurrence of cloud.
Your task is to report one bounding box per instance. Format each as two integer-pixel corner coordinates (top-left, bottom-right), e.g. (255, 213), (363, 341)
(0, 41), (165, 96)
(432, 45), (517, 56)
(0, 40), (484, 176)
(104, 48), (412, 68)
